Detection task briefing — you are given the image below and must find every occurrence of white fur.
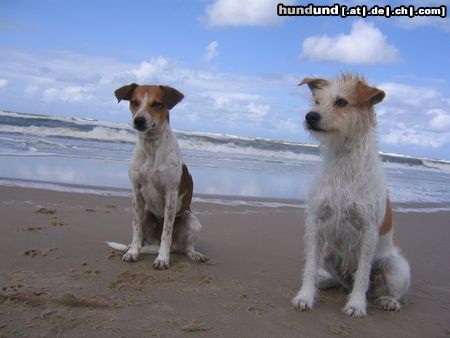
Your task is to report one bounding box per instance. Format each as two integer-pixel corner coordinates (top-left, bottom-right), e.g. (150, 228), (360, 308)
(106, 241), (159, 254)
(107, 85), (207, 269)
(292, 75), (410, 317)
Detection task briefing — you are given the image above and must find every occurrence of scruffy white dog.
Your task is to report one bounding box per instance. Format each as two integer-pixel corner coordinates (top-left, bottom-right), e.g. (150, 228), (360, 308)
(292, 74), (410, 317)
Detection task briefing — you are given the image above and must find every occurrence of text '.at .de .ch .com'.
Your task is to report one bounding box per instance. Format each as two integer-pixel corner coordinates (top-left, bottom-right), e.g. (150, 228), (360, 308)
(277, 3), (447, 18)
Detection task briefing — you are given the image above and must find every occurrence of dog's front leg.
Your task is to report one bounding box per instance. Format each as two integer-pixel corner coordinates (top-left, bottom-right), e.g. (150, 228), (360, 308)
(153, 191), (177, 269)
(123, 186), (145, 262)
(292, 217), (323, 311)
(344, 227), (378, 317)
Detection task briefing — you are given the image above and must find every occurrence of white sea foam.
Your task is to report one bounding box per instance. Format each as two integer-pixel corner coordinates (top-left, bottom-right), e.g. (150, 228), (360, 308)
(0, 110), (132, 130)
(0, 124), (137, 143)
(178, 139), (320, 162)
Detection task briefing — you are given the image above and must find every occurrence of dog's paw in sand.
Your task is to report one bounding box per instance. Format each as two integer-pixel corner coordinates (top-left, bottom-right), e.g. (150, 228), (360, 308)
(122, 247), (139, 262)
(376, 296), (401, 312)
(153, 256), (170, 270)
(187, 251), (209, 263)
(292, 290), (315, 311)
(343, 298), (367, 317)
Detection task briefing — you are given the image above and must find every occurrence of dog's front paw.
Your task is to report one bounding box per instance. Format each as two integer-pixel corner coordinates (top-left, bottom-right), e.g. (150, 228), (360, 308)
(376, 296), (401, 312)
(188, 251), (209, 263)
(122, 248), (139, 262)
(343, 298), (367, 317)
(153, 256), (170, 270)
(292, 289), (315, 311)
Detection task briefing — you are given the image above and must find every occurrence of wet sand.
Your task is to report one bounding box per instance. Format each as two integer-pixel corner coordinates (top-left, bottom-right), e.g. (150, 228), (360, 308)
(0, 186), (449, 337)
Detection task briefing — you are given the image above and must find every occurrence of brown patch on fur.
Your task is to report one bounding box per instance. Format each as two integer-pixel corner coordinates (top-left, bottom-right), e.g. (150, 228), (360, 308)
(299, 77), (329, 92)
(114, 84), (184, 124)
(379, 198), (393, 236)
(357, 81), (385, 106)
(160, 85), (184, 110)
(114, 83), (138, 102)
(178, 164), (193, 213)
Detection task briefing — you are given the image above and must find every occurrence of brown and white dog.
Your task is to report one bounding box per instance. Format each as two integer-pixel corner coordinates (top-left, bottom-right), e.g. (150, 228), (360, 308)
(106, 84), (208, 269)
(292, 74), (410, 317)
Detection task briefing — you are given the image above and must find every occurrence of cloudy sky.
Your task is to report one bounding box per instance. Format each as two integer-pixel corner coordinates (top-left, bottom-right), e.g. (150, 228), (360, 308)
(1, 0), (449, 160)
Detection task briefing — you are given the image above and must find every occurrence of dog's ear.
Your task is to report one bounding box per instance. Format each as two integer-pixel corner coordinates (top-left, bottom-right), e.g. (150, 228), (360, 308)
(160, 85), (184, 110)
(357, 81), (385, 106)
(114, 83), (138, 103)
(299, 77), (329, 93)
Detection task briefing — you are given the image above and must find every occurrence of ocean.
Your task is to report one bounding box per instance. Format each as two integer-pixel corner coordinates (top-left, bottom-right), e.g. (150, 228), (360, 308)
(1, 110), (449, 212)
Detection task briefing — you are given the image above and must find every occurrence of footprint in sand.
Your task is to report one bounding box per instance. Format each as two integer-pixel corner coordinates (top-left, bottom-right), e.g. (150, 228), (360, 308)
(35, 207), (56, 215)
(23, 248), (57, 258)
(109, 271), (150, 291)
(17, 225), (43, 232)
(180, 320), (211, 332)
(247, 305), (268, 316)
(329, 323), (354, 337)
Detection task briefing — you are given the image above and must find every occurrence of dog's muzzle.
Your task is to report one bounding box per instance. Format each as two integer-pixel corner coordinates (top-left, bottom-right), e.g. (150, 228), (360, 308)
(305, 111), (322, 131)
(133, 116), (147, 131)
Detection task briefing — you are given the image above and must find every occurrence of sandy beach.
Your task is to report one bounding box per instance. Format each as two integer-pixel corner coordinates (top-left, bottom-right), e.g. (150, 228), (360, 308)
(0, 185), (449, 337)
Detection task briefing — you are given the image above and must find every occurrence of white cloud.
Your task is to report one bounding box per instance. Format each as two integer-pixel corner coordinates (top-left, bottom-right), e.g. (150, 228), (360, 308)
(202, 91), (270, 120)
(0, 49), (298, 138)
(0, 78), (8, 88)
(377, 82), (450, 148)
(43, 86), (93, 103)
(383, 127), (449, 148)
(428, 109), (450, 131)
(130, 57), (170, 82)
(379, 82), (439, 109)
(2, 48), (450, 154)
(246, 102), (270, 118)
(205, 0), (290, 27)
(205, 41), (219, 62)
(301, 20), (400, 64)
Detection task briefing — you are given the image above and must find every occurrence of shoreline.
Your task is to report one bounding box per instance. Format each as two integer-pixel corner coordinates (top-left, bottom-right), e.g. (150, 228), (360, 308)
(1, 179), (450, 214)
(1, 185), (449, 336)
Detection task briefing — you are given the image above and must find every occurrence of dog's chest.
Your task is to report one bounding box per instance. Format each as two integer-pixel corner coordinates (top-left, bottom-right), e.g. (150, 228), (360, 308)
(316, 199), (364, 246)
(130, 147), (183, 218)
(137, 164), (166, 216)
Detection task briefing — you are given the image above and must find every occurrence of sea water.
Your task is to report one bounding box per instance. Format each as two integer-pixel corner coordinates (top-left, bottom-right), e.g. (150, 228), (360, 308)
(1, 110), (449, 211)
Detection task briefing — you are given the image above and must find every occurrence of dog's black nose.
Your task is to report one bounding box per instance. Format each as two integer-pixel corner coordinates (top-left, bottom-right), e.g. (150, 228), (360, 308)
(305, 111), (321, 125)
(133, 116), (146, 130)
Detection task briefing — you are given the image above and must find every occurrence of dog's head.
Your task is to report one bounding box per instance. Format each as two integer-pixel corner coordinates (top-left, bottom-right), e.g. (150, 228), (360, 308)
(299, 74), (385, 140)
(114, 84), (184, 132)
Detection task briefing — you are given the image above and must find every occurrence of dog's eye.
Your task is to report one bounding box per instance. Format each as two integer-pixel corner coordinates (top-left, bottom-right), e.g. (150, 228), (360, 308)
(130, 99), (140, 107)
(315, 99), (320, 105)
(334, 98), (348, 107)
(151, 100), (162, 108)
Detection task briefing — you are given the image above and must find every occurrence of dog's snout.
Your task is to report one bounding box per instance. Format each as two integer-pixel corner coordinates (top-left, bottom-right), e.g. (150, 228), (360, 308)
(305, 112), (321, 124)
(133, 116), (147, 130)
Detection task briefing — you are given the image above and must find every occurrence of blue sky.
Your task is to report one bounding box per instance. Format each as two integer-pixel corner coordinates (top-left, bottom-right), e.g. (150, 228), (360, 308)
(1, 0), (450, 160)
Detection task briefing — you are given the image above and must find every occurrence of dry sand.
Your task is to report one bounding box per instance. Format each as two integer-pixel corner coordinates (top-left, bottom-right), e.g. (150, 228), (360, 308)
(0, 186), (449, 337)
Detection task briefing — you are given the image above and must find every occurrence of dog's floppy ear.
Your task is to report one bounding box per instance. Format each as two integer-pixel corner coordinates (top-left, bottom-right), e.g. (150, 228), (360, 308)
(160, 85), (184, 110)
(114, 83), (138, 103)
(299, 77), (329, 93)
(357, 81), (385, 106)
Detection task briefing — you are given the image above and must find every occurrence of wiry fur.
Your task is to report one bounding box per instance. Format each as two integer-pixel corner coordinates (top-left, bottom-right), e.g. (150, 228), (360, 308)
(292, 74), (410, 317)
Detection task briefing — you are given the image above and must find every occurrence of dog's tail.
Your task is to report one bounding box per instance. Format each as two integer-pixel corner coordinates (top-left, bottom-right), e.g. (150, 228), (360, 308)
(105, 241), (159, 255)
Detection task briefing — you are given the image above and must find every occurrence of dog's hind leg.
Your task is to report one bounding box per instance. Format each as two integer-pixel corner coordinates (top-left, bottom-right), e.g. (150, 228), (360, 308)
(173, 211), (208, 263)
(369, 251), (410, 312)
